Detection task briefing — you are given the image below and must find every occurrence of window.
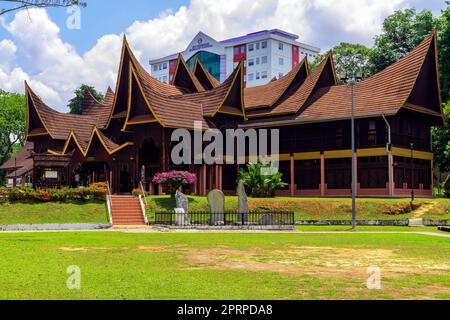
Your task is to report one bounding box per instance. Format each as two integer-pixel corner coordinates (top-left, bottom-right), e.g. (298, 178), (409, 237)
(278, 42), (284, 50)
(261, 71), (268, 79)
(158, 64), (162, 71)
(261, 56), (267, 64)
(241, 46), (246, 54)
(261, 41), (267, 49)
(169, 74), (173, 81)
(279, 57), (284, 66)
(368, 120), (377, 145)
(163, 63), (167, 70)
(162, 75), (168, 83)
(248, 43), (254, 52)
(256, 72), (260, 80)
(256, 42), (260, 50)
(256, 57), (260, 65)
(248, 73), (254, 81)
(248, 58), (254, 66)
(234, 47), (240, 55)
(152, 65), (158, 72)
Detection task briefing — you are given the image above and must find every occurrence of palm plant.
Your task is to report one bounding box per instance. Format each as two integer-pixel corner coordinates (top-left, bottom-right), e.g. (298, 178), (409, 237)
(238, 163), (288, 198)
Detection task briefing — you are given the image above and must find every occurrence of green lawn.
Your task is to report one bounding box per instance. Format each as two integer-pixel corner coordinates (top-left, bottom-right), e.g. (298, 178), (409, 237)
(0, 196), (449, 225)
(146, 196), (450, 221)
(0, 201), (108, 225)
(0, 231), (448, 300)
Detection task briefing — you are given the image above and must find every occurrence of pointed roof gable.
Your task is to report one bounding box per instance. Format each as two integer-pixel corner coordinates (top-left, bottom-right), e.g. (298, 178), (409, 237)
(103, 87), (115, 106)
(242, 32), (444, 127)
(169, 60), (245, 118)
(80, 89), (112, 129)
(123, 66), (158, 129)
(25, 82), (96, 142)
(247, 52), (337, 118)
(50, 127), (133, 157)
(130, 64), (210, 130)
(172, 54), (205, 93)
(193, 58), (220, 90)
(244, 57), (309, 110)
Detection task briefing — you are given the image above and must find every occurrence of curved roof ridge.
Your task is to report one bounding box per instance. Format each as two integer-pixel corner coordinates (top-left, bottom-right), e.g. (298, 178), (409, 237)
(244, 57), (309, 110)
(247, 52), (335, 118)
(25, 82), (97, 141)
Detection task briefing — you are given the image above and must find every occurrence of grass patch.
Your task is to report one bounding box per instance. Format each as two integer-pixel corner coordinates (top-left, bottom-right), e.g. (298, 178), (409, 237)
(0, 231), (448, 299)
(0, 201), (108, 225)
(146, 196), (441, 221)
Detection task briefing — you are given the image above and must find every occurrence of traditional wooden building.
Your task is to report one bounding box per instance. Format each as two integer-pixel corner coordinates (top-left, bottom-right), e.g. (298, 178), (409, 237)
(5, 31), (444, 197)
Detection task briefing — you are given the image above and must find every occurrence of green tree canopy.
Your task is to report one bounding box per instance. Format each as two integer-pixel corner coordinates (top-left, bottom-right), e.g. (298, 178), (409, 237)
(370, 8), (435, 74)
(332, 42), (372, 80)
(0, 90), (26, 185)
(67, 84), (104, 115)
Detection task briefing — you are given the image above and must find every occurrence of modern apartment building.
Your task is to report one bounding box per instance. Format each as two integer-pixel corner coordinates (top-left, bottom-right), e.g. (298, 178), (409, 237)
(149, 29), (321, 87)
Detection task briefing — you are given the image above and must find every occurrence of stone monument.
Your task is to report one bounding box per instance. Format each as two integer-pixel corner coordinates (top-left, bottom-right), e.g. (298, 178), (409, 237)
(237, 180), (249, 224)
(175, 190), (189, 225)
(207, 189), (225, 225)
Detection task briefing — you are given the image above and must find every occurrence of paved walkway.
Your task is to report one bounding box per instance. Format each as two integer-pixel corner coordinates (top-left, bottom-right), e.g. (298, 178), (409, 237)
(1, 226), (449, 238)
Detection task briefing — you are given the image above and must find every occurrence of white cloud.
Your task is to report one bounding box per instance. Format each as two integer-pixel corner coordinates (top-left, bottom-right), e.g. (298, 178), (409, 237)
(0, 0), (419, 111)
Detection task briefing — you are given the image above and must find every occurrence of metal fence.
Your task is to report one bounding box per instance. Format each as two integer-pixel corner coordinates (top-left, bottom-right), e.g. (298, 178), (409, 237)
(154, 211), (295, 226)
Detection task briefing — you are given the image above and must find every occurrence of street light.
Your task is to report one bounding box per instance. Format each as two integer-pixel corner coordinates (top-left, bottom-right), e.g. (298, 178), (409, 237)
(410, 142), (415, 202)
(341, 75), (362, 230)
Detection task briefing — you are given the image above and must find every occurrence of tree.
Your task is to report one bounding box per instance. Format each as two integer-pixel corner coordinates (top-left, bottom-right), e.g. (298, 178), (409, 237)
(435, 1), (450, 101)
(432, 102), (450, 172)
(0, 90), (26, 185)
(67, 84), (104, 115)
(0, 0), (86, 15)
(370, 8), (435, 74)
(332, 42), (372, 80)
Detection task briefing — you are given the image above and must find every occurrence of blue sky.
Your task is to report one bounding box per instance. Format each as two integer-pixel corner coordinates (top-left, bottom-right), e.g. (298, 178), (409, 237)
(0, 0), (446, 111)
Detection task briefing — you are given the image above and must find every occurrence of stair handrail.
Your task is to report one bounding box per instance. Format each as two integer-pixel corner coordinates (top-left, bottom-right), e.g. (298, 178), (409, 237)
(139, 180), (148, 207)
(106, 180), (113, 224)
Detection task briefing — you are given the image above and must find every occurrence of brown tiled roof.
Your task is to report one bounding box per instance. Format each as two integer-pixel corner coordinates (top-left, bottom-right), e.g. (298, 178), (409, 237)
(244, 58), (309, 110)
(26, 82), (97, 142)
(168, 60), (244, 118)
(241, 32), (441, 127)
(193, 58), (221, 90)
(81, 89), (113, 128)
(103, 87), (115, 106)
(0, 142), (34, 170)
(131, 65), (211, 130)
(247, 52), (337, 118)
(6, 161), (33, 178)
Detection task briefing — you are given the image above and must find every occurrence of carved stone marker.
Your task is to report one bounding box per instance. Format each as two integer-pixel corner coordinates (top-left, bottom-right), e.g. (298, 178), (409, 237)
(207, 189), (225, 225)
(237, 180), (249, 224)
(175, 191), (189, 226)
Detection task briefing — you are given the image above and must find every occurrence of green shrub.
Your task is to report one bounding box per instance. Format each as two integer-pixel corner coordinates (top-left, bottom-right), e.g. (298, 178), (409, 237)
(238, 163), (288, 198)
(1, 183), (107, 203)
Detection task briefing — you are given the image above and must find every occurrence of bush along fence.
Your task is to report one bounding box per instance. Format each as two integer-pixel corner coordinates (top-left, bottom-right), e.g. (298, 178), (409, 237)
(154, 211), (295, 227)
(0, 183), (107, 203)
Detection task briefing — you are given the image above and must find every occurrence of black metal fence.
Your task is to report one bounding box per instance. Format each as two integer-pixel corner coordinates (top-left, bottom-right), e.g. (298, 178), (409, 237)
(154, 211), (295, 226)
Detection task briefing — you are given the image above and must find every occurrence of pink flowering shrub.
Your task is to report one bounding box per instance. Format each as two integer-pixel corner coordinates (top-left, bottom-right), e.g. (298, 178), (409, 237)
(152, 171), (197, 196)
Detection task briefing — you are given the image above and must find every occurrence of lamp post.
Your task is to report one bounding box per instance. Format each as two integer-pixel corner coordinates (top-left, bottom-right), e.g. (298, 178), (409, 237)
(410, 142), (415, 202)
(342, 75), (361, 230)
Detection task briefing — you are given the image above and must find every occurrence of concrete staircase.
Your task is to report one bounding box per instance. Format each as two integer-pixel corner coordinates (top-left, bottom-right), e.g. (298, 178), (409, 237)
(110, 195), (146, 227)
